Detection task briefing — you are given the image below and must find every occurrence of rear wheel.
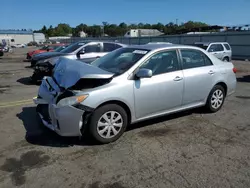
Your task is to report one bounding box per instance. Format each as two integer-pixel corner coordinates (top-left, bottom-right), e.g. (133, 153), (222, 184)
(223, 57), (229, 62)
(206, 85), (225, 112)
(89, 104), (128, 144)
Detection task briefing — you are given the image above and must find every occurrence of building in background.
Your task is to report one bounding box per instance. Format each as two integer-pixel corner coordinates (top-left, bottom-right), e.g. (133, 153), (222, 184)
(0, 30), (34, 45)
(33, 33), (46, 44)
(79, 31), (87, 38)
(48, 36), (71, 40)
(124, 29), (164, 37)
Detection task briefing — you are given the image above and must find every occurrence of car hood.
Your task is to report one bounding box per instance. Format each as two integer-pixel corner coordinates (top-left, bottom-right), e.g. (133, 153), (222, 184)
(33, 52), (67, 61)
(53, 57), (114, 89)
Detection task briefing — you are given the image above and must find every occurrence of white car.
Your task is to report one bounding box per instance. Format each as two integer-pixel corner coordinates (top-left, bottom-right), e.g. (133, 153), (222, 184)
(194, 42), (232, 62)
(13, 44), (26, 48)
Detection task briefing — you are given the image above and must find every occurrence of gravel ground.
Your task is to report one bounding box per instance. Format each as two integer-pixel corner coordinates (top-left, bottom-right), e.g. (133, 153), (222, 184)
(0, 48), (250, 188)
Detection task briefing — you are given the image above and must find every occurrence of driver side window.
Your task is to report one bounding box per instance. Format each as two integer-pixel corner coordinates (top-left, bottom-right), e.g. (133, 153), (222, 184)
(140, 50), (179, 76)
(84, 43), (101, 53)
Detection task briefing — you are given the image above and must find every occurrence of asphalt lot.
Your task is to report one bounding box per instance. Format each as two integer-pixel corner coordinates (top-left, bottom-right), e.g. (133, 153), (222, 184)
(0, 48), (250, 188)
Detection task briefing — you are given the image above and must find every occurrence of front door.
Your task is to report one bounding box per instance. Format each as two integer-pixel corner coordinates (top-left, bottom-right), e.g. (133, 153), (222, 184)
(78, 42), (105, 61)
(180, 49), (216, 105)
(133, 50), (184, 119)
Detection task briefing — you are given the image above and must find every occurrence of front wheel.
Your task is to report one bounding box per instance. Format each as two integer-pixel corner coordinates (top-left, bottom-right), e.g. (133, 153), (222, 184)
(89, 104), (128, 144)
(223, 57), (229, 62)
(206, 85), (225, 113)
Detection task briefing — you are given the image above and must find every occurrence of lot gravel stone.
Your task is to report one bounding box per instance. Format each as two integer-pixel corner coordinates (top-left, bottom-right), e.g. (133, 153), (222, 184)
(0, 48), (250, 188)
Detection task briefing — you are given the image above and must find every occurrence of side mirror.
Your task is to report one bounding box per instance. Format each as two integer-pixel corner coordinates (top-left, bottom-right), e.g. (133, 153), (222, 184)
(47, 48), (50, 52)
(78, 47), (85, 55)
(136, 68), (152, 79)
(79, 50), (85, 54)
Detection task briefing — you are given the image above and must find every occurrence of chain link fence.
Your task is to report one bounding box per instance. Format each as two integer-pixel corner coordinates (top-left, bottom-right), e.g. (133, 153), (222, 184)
(58, 32), (250, 60)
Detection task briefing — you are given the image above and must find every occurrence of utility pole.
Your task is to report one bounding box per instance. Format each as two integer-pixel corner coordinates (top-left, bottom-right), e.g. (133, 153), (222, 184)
(102, 21), (107, 37)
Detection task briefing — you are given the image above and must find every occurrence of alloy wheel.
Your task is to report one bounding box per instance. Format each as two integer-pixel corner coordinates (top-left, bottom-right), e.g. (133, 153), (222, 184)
(97, 111), (123, 139)
(211, 89), (224, 109)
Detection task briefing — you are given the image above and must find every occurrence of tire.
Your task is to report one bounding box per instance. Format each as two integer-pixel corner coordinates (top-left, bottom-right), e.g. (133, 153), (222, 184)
(30, 73), (39, 84)
(89, 104), (128, 144)
(205, 85), (225, 113)
(223, 57), (229, 62)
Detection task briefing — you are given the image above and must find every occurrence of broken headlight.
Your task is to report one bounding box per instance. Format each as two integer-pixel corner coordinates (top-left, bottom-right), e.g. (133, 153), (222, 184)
(57, 95), (88, 108)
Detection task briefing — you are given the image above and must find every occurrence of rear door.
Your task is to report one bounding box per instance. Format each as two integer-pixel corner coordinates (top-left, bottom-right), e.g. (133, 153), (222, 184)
(207, 44), (224, 60)
(180, 49), (216, 106)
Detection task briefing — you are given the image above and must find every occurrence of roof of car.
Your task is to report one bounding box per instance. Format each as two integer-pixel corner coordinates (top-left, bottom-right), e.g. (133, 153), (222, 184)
(75, 40), (126, 46)
(125, 43), (189, 50)
(194, 42), (229, 45)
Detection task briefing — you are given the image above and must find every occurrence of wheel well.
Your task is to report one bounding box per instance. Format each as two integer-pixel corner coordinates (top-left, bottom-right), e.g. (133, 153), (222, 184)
(216, 82), (228, 95)
(223, 56), (229, 60)
(97, 100), (132, 124)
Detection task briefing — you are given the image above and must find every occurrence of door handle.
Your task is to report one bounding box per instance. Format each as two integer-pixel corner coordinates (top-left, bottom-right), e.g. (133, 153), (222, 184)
(208, 70), (215, 75)
(173, 76), (183, 81)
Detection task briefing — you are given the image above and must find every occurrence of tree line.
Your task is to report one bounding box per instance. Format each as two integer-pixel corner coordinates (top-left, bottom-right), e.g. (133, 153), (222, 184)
(34, 21), (211, 37)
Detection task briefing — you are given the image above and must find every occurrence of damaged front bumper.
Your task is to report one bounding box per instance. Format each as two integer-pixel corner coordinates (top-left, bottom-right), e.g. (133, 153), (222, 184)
(34, 97), (87, 136)
(33, 76), (93, 137)
(30, 66), (53, 83)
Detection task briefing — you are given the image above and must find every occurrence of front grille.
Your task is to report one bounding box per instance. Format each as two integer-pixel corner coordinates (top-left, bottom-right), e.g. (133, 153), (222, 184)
(37, 104), (51, 124)
(31, 60), (37, 67)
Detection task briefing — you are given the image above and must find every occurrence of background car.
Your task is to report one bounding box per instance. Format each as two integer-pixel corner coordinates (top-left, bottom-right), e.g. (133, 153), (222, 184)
(194, 42), (232, 62)
(26, 43), (66, 60)
(34, 44), (237, 144)
(30, 41), (126, 82)
(0, 47), (3, 56)
(12, 44), (26, 48)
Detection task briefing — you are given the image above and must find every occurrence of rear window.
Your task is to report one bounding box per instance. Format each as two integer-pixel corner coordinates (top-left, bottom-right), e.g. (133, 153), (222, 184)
(61, 42), (85, 53)
(223, 43), (231, 50)
(103, 43), (122, 52)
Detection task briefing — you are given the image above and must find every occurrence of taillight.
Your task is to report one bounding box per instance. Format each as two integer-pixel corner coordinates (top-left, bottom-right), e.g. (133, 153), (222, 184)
(232, 67), (237, 73)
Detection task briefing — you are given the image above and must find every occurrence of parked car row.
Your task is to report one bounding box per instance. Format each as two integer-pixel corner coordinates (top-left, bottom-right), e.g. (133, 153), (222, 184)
(26, 43), (67, 60)
(32, 42), (237, 144)
(29, 41), (126, 83)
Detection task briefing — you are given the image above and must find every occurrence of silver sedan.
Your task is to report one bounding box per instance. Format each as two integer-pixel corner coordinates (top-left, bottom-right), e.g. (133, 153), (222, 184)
(34, 44), (237, 144)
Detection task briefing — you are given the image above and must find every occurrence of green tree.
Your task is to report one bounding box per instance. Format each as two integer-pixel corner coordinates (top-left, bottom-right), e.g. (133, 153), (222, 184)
(54, 23), (72, 36)
(47, 25), (55, 37)
(73, 23), (88, 36)
(41, 25), (47, 35)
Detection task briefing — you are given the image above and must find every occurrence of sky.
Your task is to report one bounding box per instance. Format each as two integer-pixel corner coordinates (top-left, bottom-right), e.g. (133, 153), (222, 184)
(1, 0), (250, 30)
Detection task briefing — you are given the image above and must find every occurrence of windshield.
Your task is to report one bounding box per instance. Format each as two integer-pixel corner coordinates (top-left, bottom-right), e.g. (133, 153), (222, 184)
(40, 46), (48, 50)
(91, 47), (150, 75)
(194, 44), (208, 50)
(60, 42), (85, 53)
(54, 46), (67, 52)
